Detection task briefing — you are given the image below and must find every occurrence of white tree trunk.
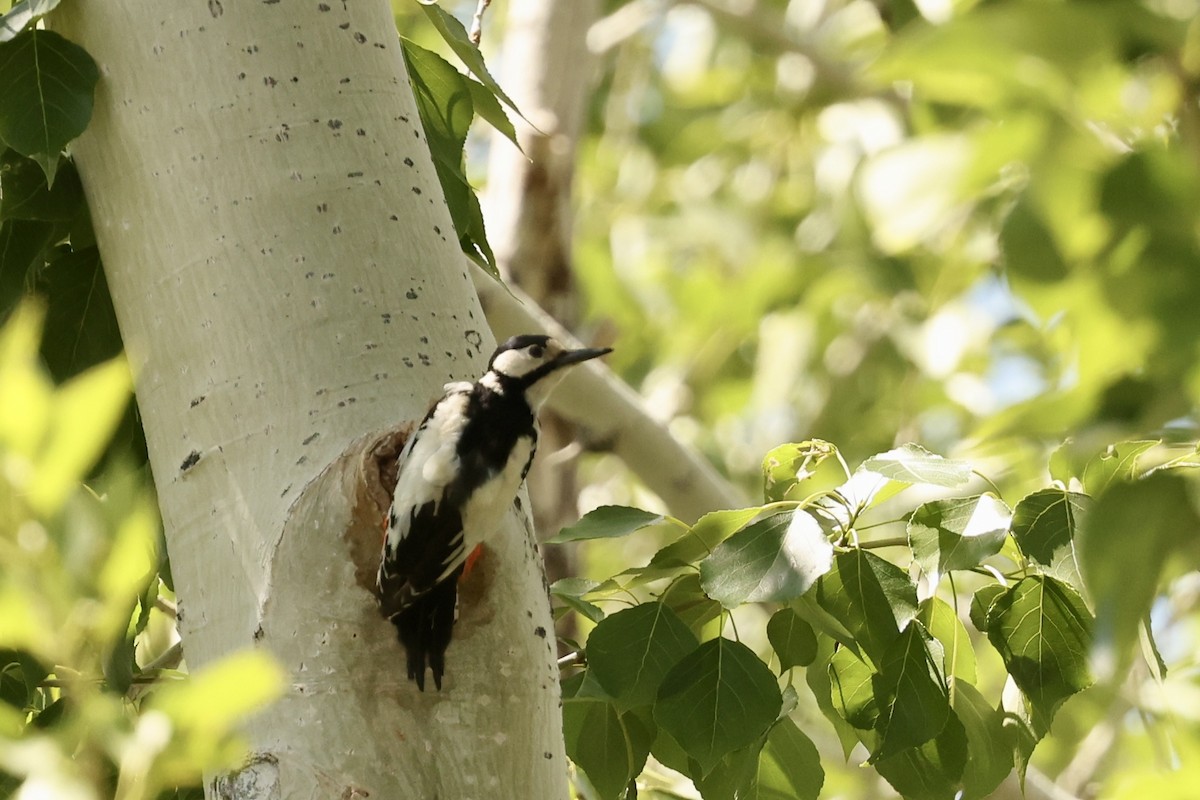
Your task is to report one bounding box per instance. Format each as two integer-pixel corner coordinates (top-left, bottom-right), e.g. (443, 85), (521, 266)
(51, 2), (567, 798)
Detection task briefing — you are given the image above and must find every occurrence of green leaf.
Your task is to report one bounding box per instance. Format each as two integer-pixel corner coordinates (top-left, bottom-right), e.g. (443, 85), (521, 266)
(586, 603), (697, 709)
(806, 636), (860, 759)
(766, 607), (817, 671)
(908, 494), (1009, 585)
(700, 510), (833, 608)
(0, 218), (55, 318)
(1077, 474), (1200, 683)
(655, 638), (782, 775)
(1081, 440), (1159, 497)
(750, 717), (824, 800)
(400, 38), (497, 274)
(697, 718), (824, 800)
(550, 505), (666, 543)
(1000, 197), (1069, 282)
(694, 740), (765, 800)
(563, 697), (652, 800)
(0, 649), (47, 709)
(953, 682), (1013, 800)
(550, 578), (605, 623)
(0, 30), (99, 183)
(861, 443), (973, 488)
(873, 706), (967, 800)
(828, 645), (878, 730)
(761, 439), (843, 502)
(1010, 487), (1089, 589)
(985, 576), (1093, 727)
(871, 621), (949, 762)
(651, 507), (764, 568)
(815, 549), (918, 665)
(663, 573), (723, 638)
(968, 584), (1004, 634)
(917, 598), (976, 685)
(418, 2), (522, 113)
(464, 78), (520, 150)
(1, 150), (83, 222)
(35, 246), (122, 381)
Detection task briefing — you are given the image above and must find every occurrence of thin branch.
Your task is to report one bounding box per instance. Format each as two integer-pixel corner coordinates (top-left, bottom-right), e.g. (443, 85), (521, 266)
(469, 0), (492, 47)
(557, 651), (585, 669)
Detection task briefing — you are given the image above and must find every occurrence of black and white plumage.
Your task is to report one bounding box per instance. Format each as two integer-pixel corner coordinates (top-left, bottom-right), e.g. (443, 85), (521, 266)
(377, 334), (612, 690)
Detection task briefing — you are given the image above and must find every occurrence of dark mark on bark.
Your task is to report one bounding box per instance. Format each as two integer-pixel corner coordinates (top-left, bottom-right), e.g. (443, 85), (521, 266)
(180, 451), (201, 472)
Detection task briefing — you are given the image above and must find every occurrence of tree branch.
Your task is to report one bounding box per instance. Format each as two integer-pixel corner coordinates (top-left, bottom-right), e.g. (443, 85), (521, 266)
(472, 264), (749, 523)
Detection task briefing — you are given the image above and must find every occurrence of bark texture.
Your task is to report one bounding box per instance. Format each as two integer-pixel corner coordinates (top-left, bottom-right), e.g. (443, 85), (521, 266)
(51, 2), (566, 797)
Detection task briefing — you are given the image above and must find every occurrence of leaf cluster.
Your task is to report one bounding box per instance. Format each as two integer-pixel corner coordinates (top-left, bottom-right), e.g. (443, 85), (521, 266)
(554, 439), (1200, 799)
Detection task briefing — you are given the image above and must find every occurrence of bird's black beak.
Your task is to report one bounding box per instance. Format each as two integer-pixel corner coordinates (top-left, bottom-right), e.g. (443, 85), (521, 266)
(554, 346), (613, 368)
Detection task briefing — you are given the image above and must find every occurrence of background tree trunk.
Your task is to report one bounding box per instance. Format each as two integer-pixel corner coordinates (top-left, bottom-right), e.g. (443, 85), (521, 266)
(51, 2), (567, 797)
(484, 0), (601, 637)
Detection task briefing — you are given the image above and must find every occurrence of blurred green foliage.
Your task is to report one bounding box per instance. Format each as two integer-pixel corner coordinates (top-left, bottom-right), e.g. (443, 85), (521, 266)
(572, 0), (1200, 494)
(0, 304), (282, 800)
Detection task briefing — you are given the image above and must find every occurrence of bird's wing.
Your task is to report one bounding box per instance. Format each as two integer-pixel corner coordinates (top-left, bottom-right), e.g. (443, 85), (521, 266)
(379, 387), (473, 615)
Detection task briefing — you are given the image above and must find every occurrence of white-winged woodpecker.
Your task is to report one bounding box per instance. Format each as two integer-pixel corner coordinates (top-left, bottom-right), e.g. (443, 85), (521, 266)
(377, 334), (612, 690)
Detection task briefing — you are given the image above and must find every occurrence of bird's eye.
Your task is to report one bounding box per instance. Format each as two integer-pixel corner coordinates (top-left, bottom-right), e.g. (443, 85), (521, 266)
(529, 345), (545, 358)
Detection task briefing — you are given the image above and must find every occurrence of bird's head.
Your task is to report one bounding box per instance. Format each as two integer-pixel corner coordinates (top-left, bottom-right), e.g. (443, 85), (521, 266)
(483, 334), (612, 408)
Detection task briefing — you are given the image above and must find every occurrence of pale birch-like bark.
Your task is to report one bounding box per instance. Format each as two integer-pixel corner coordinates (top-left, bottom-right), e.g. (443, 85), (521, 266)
(51, 2), (566, 798)
(482, 0), (601, 613)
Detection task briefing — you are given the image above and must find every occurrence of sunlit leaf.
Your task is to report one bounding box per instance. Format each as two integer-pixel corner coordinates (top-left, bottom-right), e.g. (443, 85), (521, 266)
(700, 510), (833, 608)
(29, 356), (130, 515)
(806, 636), (860, 760)
(655, 638), (782, 774)
(918, 598), (976, 685)
(550, 505), (666, 543)
(586, 603), (697, 709)
(1081, 440), (1159, 497)
(908, 494), (1009, 586)
(464, 78), (520, 150)
(151, 650), (284, 734)
(761, 440), (843, 502)
(828, 645), (877, 730)
(0, 301), (52, 457)
(418, 2), (522, 113)
(651, 506), (764, 568)
(862, 444), (972, 488)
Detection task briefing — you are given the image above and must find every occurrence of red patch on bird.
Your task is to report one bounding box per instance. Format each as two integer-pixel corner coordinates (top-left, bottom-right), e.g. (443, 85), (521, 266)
(460, 544), (485, 582)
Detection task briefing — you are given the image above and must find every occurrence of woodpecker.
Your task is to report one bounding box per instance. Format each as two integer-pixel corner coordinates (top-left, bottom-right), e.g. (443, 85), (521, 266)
(377, 334), (612, 690)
